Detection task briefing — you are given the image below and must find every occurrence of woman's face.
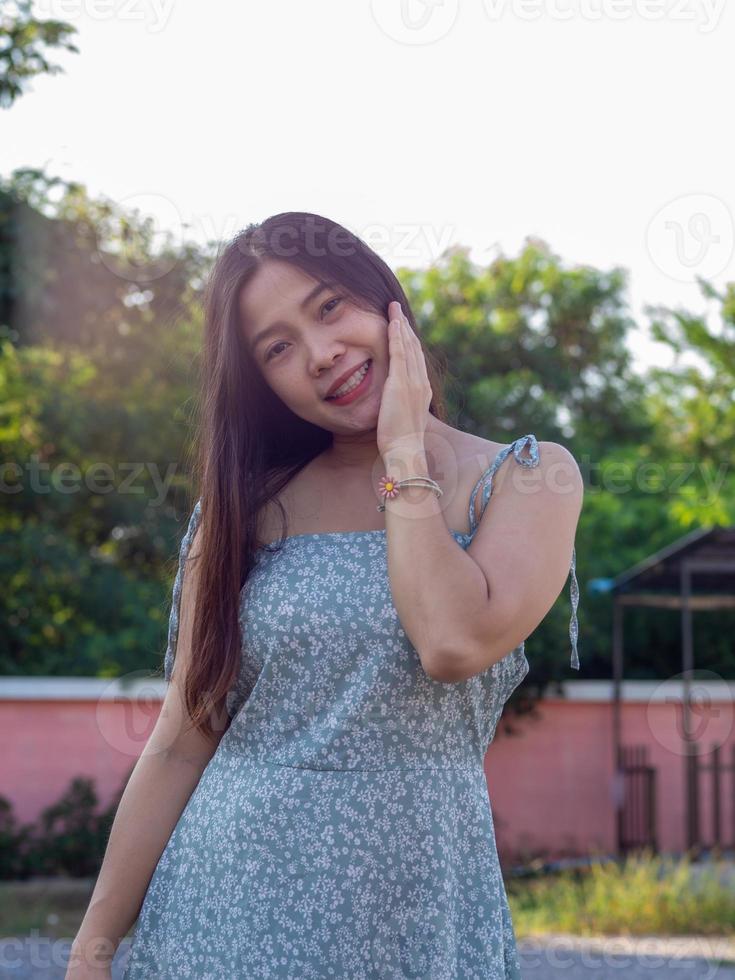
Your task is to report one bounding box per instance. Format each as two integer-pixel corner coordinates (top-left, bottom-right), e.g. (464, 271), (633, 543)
(239, 260), (388, 432)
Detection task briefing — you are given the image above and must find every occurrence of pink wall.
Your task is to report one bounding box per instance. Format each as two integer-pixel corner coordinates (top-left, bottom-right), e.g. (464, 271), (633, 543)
(486, 699), (615, 862)
(484, 682), (735, 861)
(3, 679), (162, 826)
(4, 678), (735, 863)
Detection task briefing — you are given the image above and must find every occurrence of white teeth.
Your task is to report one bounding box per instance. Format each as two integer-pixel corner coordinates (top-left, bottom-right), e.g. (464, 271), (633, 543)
(327, 361), (370, 399)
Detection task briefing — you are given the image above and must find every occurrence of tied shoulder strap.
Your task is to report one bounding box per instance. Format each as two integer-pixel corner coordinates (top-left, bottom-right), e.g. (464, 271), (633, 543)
(569, 543), (580, 670)
(163, 498), (203, 682)
(467, 434), (580, 670)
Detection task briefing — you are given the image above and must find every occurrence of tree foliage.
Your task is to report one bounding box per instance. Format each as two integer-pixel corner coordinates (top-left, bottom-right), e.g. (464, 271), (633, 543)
(1, 165), (733, 684)
(0, 0), (79, 109)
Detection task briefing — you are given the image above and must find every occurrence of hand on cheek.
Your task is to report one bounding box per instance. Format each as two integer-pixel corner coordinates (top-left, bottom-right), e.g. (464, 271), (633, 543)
(376, 301), (433, 459)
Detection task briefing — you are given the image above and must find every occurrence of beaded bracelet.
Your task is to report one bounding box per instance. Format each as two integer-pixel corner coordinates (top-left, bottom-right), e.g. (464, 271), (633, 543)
(376, 475), (443, 512)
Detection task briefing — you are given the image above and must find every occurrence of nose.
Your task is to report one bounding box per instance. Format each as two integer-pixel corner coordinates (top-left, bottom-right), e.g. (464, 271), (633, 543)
(310, 344), (346, 379)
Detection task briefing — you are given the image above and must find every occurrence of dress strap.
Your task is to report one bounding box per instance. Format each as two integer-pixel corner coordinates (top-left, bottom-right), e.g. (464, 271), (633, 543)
(163, 498), (202, 682)
(467, 434), (540, 537)
(467, 434), (580, 670)
(569, 544), (580, 670)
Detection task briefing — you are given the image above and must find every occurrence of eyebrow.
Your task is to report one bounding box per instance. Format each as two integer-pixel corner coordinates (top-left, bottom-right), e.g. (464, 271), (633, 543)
(249, 281), (330, 352)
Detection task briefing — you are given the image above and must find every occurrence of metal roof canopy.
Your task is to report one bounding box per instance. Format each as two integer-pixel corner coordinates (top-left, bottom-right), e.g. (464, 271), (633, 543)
(609, 525), (735, 853)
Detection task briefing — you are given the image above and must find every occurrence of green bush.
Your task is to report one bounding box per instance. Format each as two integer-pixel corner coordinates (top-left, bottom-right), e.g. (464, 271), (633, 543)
(0, 771), (131, 879)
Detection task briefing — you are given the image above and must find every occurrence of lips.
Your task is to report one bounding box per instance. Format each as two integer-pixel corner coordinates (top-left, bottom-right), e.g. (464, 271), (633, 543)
(324, 360), (371, 399)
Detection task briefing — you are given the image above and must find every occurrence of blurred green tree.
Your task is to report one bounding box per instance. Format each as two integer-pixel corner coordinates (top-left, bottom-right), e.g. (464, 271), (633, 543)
(0, 0), (78, 109)
(1, 171), (733, 684)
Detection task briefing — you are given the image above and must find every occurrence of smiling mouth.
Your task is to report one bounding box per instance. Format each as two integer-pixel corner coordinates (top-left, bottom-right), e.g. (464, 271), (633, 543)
(324, 359), (373, 403)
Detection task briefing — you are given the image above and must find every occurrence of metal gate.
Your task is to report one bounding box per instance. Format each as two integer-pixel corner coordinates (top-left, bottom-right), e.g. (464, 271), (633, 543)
(687, 741), (735, 852)
(617, 744), (658, 854)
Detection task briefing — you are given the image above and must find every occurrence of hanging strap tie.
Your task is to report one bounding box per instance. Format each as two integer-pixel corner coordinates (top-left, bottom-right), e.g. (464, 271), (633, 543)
(467, 434), (580, 670)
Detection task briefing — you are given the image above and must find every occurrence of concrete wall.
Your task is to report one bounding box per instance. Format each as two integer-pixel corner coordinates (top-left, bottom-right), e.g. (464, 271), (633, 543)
(3, 677), (734, 863)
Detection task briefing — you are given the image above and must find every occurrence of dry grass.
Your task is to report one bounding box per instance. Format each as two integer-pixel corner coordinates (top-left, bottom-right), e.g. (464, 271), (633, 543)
(508, 849), (735, 938)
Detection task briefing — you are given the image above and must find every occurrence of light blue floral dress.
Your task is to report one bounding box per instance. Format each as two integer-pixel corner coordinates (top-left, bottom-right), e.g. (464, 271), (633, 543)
(122, 433), (579, 979)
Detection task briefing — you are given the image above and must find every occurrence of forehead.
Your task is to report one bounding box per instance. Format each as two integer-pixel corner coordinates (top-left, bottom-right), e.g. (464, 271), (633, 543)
(238, 261), (322, 338)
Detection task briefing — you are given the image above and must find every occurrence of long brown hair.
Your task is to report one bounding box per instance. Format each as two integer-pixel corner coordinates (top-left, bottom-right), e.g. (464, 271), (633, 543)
(179, 212), (451, 741)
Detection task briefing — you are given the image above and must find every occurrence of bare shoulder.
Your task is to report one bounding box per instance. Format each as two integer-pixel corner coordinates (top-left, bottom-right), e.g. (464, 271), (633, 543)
(536, 439), (583, 473)
(449, 429), (511, 481)
(534, 440), (585, 513)
(437, 428), (503, 527)
(488, 436), (584, 516)
(450, 430), (583, 525)
(455, 432), (503, 473)
(458, 431), (580, 479)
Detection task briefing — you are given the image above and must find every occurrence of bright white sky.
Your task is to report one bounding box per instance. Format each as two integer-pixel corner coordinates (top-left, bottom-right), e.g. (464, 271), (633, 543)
(4, 0), (734, 377)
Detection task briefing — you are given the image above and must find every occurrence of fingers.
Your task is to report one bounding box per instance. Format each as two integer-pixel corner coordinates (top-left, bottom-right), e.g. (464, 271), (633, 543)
(390, 300), (424, 382)
(389, 300), (410, 368)
(388, 310), (404, 374)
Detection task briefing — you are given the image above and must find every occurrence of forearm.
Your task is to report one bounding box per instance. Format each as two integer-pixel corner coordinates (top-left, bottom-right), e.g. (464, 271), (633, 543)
(69, 745), (208, 970)
(381, 442), (494, 682)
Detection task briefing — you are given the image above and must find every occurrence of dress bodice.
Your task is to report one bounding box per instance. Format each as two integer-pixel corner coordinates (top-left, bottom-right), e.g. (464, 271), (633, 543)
(163, 434), (581, 771)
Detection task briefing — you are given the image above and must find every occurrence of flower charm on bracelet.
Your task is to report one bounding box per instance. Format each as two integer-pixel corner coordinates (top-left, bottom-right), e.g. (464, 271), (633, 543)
(378, 475), (401, 502)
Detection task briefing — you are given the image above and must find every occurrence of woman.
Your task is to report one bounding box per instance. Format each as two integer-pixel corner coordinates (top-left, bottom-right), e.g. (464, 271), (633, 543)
(68, 212), (583, 979)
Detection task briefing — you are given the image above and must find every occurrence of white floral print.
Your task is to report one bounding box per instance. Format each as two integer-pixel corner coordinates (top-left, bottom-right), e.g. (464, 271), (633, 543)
(122, 434), (580, 979)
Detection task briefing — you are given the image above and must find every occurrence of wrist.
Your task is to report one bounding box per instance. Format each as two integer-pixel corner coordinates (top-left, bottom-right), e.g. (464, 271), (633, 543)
(69, 932), (119, 970)
(381, 442), (428, 476)
(377, 444), (444, 516)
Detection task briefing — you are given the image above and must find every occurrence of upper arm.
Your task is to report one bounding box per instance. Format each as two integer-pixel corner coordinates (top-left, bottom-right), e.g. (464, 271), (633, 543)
(147, 509), (231, 767)
(463, 440), (584, 673)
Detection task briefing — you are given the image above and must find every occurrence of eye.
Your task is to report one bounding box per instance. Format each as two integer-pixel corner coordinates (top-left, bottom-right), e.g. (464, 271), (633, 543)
(321, 296), (341, 315)
(265, 341), (288, 361)
(264, 296), (342, 362)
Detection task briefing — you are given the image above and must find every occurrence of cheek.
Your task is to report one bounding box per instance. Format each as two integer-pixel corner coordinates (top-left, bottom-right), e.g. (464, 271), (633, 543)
(360, 314), (389, 351)
(273, 367), (312, 405)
